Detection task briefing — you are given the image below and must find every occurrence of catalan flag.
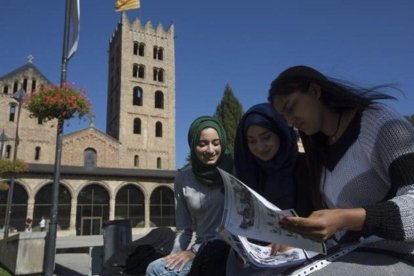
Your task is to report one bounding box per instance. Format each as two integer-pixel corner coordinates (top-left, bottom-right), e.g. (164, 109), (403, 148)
(115, 0), (140, 12)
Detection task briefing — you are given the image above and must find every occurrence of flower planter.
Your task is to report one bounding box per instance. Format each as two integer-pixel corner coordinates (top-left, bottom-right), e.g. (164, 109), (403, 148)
(25, 83), (91, 122)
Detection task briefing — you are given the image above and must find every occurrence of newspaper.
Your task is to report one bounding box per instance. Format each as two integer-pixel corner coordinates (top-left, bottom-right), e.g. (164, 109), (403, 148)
(217, 168), (326, 268)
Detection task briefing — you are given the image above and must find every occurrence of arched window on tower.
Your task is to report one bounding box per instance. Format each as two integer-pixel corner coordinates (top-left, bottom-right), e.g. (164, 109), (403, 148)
(133, 41), (139, 55)
(158, 69), (164, 82)
(158, 47), (164, 60)
(134, 155), (139, 167)
(133, 64), (138, 77)
(156, 157), (162, 169)
(133, 86), (143, 106)
(153, 46), (164, 60)
(84, 148), (97, 168)
(138, 65), (145, 79)
(34, 146), (41, 161)
(155, 91), (164, 109)
(133, 64), (145, 79)
(134, 118), (141, 134)
(153, 68), (165, 82)
(155, 121), (163, 137)
(153, 68), (158, 81)
(139, 43), (145, 56)
(153, 46), (157, 59)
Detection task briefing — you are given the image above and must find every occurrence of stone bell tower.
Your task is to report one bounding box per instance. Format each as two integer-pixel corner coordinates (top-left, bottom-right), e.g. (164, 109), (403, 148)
(106, 14), (176, 170)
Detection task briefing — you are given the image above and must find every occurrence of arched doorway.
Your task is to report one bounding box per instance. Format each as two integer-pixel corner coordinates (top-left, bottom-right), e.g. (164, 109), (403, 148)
(115, 184), (145, 228)
(0, 181), (28, 232)
(33, 183), (71, 231)
(77, 184), (109, 235)
(150, 186), (175, 227)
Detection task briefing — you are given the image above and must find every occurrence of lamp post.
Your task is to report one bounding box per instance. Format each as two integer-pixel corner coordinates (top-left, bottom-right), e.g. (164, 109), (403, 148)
(0, 130), (9, 160)
(3, 88), (26, 241)
(43, 1), (71, 274)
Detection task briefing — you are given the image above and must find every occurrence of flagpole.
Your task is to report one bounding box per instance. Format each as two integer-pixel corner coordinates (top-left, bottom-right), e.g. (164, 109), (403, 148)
(43, 0), (71, 274)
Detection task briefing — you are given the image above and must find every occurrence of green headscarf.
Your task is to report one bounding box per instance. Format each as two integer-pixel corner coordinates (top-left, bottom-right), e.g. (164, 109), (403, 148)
(188, 116), (233, 186)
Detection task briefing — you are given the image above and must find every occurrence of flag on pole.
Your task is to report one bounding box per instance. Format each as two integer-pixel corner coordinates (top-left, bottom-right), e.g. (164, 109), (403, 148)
(68, 0), (80, 60)
(115, 0), (140, 12)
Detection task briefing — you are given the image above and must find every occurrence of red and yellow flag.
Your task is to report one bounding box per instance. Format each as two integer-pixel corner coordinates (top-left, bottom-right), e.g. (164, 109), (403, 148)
(115, 0), (140, 12)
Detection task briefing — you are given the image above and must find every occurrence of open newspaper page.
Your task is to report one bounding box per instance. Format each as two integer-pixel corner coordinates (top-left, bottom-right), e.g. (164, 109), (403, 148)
(218, 225), (315, 268)
(217, 168), (326, 268)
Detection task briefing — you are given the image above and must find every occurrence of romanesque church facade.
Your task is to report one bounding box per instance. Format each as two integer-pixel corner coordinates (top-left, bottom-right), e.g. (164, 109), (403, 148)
(0, 14), (176, 236)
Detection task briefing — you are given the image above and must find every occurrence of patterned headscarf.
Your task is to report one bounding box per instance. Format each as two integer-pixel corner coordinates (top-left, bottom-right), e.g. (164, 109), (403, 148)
(188, 116), (233, 186)
(234, 103), (298, 209)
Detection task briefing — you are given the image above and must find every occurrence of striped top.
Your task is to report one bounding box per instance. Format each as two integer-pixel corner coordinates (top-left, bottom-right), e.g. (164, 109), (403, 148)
(321, 104), (414, 256)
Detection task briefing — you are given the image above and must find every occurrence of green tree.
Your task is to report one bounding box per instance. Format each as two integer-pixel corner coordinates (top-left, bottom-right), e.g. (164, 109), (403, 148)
(214, 84), (244, 154)
(405, 114), (414, 126)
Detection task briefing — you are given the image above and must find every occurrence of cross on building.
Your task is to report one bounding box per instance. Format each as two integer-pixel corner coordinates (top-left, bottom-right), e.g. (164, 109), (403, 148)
(27, 54), (34, 63)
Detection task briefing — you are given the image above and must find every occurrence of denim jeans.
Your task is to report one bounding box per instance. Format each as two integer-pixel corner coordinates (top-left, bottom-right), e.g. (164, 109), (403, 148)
(146, 257), (192, 276)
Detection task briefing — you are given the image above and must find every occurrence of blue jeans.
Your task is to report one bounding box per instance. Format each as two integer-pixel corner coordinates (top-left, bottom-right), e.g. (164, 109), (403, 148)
(146, 257), (192, 276)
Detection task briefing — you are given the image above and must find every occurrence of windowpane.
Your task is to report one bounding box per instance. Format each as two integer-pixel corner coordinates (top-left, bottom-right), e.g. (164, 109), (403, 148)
(133, 87), (143, 106)
(0, 181), (28, 232)
(115, 185), (145, 227)
(150, 187), (175, 227)
(76, 184), (109, 235)
(33, 183), (71, 230)
(9, 105), (16, 122)
(84, 148), (97, 168)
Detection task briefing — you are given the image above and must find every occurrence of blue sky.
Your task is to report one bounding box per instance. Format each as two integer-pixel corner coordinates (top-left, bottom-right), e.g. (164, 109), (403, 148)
(1, 0), (413, 169)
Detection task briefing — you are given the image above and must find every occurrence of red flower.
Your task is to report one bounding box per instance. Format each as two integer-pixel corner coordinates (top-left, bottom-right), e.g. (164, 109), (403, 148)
(25, 82), (92, 122)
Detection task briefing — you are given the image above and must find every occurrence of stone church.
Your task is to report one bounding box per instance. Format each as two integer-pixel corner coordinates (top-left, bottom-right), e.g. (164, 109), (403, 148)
(0, 14), (176, 236)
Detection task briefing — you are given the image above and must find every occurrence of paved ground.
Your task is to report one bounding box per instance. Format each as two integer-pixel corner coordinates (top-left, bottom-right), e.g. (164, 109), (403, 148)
(55, 253), (91, 276)
(54, 235), (102, 276)
(54, 234), (142, 276)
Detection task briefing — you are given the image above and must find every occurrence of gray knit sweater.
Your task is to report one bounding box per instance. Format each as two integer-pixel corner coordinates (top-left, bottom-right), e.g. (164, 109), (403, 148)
(321, 105), (414, 256)
(171, 166), (225, 254)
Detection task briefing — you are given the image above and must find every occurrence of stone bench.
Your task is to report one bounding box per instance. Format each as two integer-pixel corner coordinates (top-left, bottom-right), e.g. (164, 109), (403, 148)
(0, 232), (47, 275)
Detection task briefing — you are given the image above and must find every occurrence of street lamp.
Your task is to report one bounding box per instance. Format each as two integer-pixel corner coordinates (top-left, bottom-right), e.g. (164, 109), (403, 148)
(3, 88), (26, 240)
(0, 130), (9, 160)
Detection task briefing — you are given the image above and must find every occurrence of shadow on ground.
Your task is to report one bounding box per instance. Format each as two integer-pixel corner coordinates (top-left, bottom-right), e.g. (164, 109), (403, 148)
(55, 263), (85, 276)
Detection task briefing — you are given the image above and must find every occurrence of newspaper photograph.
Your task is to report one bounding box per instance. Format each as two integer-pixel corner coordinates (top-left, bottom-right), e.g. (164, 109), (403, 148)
(217, 168), (327, 256)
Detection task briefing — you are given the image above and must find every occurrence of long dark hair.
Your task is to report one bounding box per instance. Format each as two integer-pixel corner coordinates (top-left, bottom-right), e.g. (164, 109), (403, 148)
(268, 65), (396, 209)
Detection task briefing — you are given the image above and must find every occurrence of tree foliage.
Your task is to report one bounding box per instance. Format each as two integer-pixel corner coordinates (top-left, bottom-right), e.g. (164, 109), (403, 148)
(214, 84), (244, 154)
(181, 84), (243, 168)
(0, 159), (27, 177)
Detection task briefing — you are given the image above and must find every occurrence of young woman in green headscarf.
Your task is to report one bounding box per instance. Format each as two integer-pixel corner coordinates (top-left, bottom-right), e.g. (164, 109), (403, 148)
(146, 116), (233, 276)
